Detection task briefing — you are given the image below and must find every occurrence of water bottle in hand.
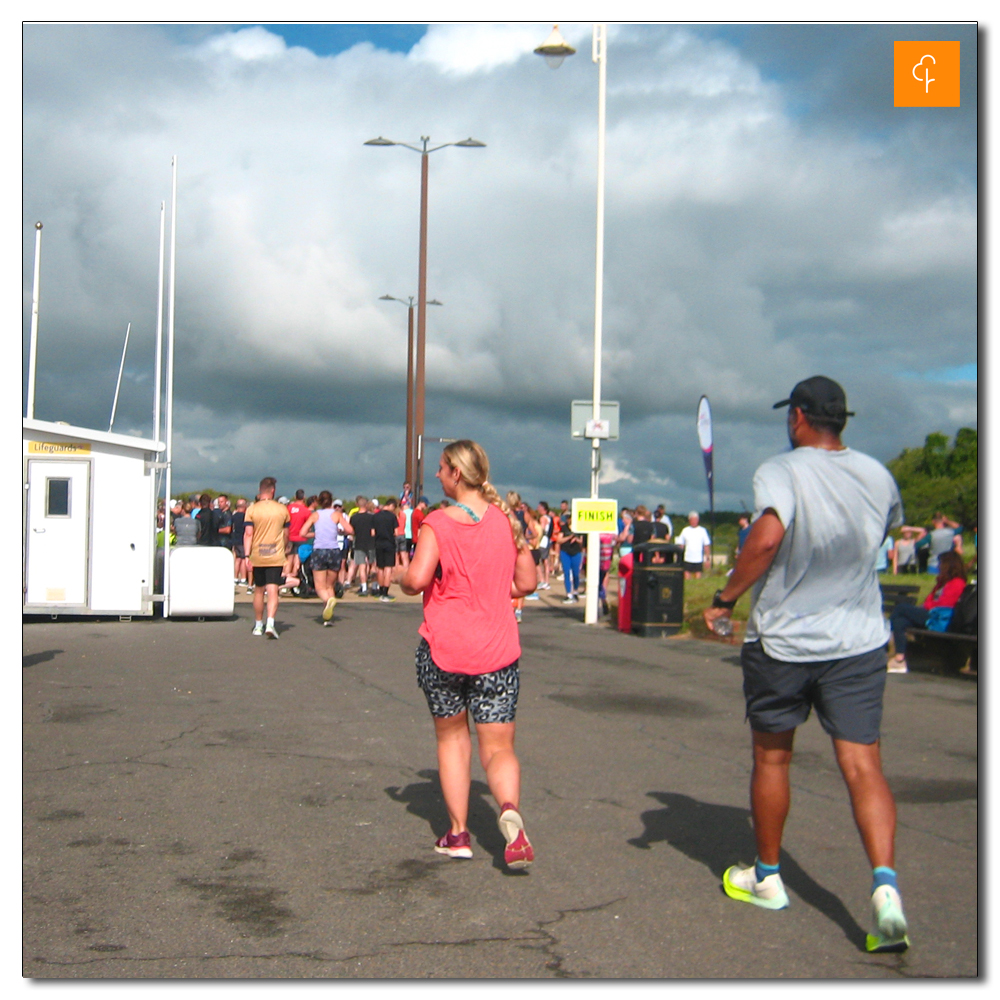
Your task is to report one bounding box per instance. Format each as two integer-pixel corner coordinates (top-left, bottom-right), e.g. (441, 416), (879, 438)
(711, 615), (733, 637)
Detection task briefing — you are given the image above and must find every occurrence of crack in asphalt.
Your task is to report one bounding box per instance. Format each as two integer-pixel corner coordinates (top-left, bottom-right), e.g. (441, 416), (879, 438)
(27, 896), (630, 977)
(24, 726), (205, 775)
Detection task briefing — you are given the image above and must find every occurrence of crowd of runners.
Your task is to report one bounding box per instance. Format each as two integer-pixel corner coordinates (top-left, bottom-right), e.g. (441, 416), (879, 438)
(158, 488), (718, 620)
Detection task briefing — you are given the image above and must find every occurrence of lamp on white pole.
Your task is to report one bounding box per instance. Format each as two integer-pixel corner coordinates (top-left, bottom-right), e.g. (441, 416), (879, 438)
(535, 24), (608, 626)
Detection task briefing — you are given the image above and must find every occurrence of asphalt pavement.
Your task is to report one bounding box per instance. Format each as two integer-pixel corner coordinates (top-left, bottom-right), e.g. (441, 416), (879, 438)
(22, 591), (978, 979)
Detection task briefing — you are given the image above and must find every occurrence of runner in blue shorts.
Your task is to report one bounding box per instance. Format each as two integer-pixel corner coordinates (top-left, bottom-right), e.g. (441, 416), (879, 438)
(704, 377), (910, 954)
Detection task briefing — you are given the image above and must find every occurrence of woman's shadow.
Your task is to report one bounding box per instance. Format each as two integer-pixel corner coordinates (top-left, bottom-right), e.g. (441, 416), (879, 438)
(386, 770), (525, 874)
(628, 791), (867, 951)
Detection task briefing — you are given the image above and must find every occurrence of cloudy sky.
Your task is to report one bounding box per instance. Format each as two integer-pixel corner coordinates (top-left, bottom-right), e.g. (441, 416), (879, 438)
(21, 19), (978, 513)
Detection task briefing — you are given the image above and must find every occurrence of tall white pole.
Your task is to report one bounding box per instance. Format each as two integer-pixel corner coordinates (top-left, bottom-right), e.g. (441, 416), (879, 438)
(109, 322), (132, 431)
(154, 201), (166, 443)
(163, 156), (178, 616)
(26, 221), (43, 419)
(585, 24), (607, 626)
(151, 200), (167, 596)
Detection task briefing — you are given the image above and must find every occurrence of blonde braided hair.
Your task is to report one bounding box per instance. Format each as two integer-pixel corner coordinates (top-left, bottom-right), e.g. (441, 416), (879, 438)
(441, 440), (527, 550)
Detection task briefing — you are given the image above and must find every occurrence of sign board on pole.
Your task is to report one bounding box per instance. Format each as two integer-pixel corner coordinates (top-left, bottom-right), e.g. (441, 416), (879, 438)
(571, 498), (618, 533)
(571, 400), (620, 440)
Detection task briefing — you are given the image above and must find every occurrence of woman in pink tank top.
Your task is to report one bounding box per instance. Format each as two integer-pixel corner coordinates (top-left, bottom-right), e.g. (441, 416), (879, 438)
(402, 440), (538, 870)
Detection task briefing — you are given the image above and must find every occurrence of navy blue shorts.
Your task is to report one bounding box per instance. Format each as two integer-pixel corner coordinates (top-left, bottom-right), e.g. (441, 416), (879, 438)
(415, 638), (520, 724)
(740, 640), (887, 744)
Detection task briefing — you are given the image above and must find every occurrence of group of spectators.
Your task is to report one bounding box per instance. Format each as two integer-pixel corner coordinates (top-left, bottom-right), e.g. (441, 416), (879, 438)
(877, 512), (972, 576)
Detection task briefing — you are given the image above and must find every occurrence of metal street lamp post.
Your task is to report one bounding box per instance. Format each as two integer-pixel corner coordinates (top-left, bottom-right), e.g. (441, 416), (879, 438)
(379, 294), (442, 489)
(535, 24), (608, 626)
(365, 135), (485, 497)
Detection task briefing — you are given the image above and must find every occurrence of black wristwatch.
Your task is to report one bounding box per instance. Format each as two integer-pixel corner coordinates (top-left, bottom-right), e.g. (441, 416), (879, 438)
(712, 589), (737, 610)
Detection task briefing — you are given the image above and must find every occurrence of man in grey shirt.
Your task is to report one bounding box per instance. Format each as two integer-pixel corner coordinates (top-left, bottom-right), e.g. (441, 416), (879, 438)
(926, 513), (963, 574)
(704, 376), (909, 954)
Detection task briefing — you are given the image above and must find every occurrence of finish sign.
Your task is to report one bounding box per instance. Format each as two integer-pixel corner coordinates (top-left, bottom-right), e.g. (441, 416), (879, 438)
(571, 498), (618, 533)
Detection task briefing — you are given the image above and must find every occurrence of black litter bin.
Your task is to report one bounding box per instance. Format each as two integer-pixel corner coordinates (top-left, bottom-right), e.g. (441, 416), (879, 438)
(631, 541), (684, 637)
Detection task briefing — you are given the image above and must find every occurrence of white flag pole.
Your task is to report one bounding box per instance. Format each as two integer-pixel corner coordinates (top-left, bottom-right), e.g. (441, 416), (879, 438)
(26, 222), (43, 419)
(153, 200), (165, 443)
(163, 156), (178, 617)
(108, 322), (132, 431)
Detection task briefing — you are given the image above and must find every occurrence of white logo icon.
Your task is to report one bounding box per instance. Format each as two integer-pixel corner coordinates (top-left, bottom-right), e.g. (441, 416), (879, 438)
(912, 54), (936, 93)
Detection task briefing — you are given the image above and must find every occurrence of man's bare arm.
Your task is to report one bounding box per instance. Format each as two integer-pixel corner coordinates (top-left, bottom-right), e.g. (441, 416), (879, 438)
(704, 511), (784, 625)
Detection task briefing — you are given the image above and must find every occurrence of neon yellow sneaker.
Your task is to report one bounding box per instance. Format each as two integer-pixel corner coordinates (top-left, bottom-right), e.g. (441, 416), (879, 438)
(866, 885), (910, 952)
(723, 864), (789, 910)
(322, 596), (337, 621)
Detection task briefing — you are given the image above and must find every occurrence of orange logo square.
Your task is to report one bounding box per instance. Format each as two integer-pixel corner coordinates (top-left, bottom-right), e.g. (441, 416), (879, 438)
(894, 41), (960, 107)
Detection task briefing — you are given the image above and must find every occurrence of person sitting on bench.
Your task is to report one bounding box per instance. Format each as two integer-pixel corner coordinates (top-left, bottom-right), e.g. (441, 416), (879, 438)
(888, 551), (967, 674)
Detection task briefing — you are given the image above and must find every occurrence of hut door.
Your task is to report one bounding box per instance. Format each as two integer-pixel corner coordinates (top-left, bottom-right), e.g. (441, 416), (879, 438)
(26, 460), (90, 606)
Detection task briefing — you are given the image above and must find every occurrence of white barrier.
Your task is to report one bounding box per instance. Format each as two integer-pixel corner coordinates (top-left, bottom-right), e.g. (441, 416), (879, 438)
(168, 546), (235, 617)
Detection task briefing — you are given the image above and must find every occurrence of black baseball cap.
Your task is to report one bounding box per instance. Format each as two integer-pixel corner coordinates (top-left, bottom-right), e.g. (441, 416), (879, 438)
(773, 376), (855, 418)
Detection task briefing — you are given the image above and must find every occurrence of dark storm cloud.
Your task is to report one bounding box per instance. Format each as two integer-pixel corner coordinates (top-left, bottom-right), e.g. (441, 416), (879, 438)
(22, 22), (976, 510)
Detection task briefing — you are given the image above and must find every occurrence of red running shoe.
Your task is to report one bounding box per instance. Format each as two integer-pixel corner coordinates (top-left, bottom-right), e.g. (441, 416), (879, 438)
(498, 803), (534, 869)
(434, 830), (472, 859)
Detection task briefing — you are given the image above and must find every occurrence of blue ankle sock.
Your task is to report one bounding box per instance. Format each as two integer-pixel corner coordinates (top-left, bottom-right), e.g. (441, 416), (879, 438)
(755, 859), (780, 883)
(872, 866), (898, 894)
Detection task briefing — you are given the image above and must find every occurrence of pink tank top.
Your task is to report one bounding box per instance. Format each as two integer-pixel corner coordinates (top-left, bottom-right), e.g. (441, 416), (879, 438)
(418, 504), (521, 675)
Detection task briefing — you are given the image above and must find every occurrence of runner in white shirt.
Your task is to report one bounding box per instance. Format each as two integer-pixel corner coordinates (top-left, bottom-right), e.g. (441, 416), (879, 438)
(677, 512), (711, 579)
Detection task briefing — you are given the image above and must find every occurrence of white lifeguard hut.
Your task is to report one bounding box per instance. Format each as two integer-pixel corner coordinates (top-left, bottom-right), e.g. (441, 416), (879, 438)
(22, 419), (164, 617)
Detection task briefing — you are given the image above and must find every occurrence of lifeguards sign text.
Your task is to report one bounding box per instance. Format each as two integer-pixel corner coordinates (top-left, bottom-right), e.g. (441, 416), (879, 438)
(571, 498), (618, 533)
(28, 441), (91, 455)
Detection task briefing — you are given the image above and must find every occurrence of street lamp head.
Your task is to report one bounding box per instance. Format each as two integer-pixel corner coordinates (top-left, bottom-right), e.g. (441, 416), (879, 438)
(364, 136), (397, 146)
(534, 25), (576, 69)
(427, 299), (443, 306)
(453, 138), (486, 147)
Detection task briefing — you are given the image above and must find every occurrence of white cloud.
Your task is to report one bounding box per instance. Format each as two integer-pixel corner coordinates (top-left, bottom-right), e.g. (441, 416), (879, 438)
(408, 22), (547, 74)
(198, 26), (290, 62)
(599, 457), (640, 485)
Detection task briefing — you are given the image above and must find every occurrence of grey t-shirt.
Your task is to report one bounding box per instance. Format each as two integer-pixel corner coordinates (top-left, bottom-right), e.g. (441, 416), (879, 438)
(173, 515), (198, 547)
(745, 446), (903, 662)
(927, 527), (957, 572)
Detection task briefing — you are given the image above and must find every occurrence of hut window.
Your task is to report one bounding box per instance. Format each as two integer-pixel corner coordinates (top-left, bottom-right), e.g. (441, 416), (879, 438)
(46, 478), (70, 517)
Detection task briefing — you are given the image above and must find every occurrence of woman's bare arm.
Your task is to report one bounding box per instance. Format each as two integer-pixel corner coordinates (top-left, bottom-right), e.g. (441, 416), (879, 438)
(401, 524), (439, 595)
(511, 543), (538, 598)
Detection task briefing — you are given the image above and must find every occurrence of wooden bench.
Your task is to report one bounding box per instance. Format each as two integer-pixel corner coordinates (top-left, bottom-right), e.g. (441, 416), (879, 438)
(904, 629), (978, 679)
(880, 583), (920, 615)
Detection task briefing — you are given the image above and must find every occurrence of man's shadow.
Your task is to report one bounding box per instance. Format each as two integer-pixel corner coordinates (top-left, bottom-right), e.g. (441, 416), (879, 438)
(628, 791), (867, 951)
(386, 769), (522, 874)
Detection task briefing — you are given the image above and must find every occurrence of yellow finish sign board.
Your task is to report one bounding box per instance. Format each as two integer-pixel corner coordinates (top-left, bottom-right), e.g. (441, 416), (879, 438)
(28, 441), (91, 455)
(571, 498), (618, 533)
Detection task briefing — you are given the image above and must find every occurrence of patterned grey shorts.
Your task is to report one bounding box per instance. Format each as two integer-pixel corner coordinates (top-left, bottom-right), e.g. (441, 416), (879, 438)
(415, 638), (520, 723)
(310, 548), (342, 571)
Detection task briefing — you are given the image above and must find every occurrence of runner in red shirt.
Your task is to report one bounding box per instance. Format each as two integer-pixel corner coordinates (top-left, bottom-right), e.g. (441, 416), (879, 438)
(284, 489), (314, 583)
(402, 441), (538, 870)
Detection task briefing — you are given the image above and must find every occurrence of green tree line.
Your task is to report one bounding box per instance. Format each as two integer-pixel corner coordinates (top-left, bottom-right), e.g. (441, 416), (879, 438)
(887, 427), (977, 527)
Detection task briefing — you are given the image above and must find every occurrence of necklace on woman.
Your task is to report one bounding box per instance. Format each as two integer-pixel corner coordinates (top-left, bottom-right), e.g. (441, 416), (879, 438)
(455, 502), (482, 523)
